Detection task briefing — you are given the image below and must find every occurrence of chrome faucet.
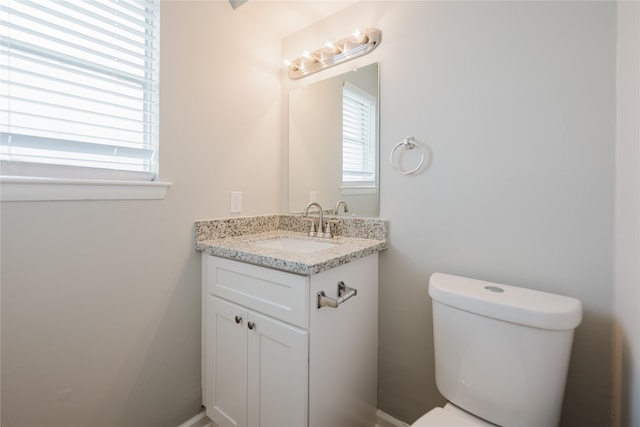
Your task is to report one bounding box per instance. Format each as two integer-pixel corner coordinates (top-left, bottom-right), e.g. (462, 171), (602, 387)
(334, 200), (349, 215)
(303, 202), (332, 238)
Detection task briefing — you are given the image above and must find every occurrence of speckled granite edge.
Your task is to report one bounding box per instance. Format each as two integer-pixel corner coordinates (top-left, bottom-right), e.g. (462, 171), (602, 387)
(196, 230), (386, 275)
(195, 214), (388, 243)
(194, 215), (388, 275)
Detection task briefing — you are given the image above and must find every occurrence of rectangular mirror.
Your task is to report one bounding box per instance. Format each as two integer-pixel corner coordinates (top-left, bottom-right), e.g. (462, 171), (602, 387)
(288, 62), (379, 216)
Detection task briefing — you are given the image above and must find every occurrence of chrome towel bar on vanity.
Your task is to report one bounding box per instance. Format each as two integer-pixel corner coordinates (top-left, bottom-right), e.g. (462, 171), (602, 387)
(317, 281), (358, 309)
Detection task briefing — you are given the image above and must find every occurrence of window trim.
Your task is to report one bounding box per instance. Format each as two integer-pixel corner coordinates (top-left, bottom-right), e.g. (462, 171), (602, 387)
(340, 185), (378, 196)
(0, 176), (170, 201)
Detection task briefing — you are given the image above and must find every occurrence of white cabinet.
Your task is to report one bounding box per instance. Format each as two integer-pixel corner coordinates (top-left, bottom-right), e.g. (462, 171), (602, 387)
(206, 296), (307, 427)
(205, 296), (247, 427)
(202, 253), (378, 427)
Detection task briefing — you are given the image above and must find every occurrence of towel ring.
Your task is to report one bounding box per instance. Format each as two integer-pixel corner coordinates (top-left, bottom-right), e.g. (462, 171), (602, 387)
(389, 136), (424, 175)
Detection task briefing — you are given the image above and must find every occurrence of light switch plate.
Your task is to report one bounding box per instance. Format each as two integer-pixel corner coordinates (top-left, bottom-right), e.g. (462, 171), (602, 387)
(230, 191), (242, 213)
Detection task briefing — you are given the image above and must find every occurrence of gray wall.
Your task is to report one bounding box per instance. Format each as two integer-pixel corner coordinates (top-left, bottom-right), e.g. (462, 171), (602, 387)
(285, 2), (616, 426)
(1, 2), (283, 426)
(614, 2), (640, 426)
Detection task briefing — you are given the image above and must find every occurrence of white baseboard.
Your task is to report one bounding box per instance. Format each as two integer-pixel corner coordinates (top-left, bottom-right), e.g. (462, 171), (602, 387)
(180, 409), (408, 427)
(177, 410), (213, 427)
(376, 409), (411, 427)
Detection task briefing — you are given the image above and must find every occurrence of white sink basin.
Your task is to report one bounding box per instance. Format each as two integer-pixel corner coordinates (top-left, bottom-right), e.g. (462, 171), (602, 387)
(253, 237), (338, 254)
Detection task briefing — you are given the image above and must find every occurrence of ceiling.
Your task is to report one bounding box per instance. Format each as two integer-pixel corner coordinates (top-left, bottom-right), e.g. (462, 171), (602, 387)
(230, 0), (357, 38)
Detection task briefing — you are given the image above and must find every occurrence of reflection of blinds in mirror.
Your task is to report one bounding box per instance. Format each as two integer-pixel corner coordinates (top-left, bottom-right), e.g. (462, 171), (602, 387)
(342, 81), (376, 185)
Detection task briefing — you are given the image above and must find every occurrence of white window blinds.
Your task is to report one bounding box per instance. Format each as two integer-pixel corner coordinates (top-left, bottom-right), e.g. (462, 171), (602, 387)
(342, 81), (376, 185)
(0, 0), (160, 181)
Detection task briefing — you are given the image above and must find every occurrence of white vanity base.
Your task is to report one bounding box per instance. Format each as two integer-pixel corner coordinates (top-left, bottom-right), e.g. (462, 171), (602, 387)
(201, 253), (379, 427)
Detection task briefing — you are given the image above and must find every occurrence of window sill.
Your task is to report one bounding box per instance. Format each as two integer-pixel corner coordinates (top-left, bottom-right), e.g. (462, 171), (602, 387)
(0, 177), (171, 202)
(340, 186), (378, 196)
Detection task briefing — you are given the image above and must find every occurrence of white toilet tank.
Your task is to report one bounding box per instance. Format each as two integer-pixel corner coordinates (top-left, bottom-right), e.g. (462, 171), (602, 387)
(429, 273), (582, 427)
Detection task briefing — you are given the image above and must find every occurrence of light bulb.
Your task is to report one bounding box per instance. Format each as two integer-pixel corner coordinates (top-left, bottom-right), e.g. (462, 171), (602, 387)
(349, 28), (367, 44)
(284, 59), (299, 71)
(323, 42), (339, 53)
(301, 50), (319, 65)
(320, 41), (342, 61)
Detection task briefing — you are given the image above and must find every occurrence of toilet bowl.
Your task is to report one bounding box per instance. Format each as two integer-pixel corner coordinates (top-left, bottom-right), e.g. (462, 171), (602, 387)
(410, 273), (582, 427)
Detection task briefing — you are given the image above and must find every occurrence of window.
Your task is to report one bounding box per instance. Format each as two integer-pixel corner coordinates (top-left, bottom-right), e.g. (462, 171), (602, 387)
(342, 81), (376, 188)
(0, 0), (160, 183)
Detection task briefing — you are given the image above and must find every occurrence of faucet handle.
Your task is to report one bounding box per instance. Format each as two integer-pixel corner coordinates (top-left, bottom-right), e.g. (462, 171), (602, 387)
(322, 221), (333, 239)
(307, 218), (317, 237)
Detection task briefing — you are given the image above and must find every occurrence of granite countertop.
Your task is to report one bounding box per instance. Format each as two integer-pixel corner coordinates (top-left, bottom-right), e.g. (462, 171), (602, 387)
(195, 215), (388, 275)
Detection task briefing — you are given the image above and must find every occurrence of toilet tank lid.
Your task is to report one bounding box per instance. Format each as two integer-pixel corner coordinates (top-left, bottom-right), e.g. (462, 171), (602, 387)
(428, 273), (582, 330)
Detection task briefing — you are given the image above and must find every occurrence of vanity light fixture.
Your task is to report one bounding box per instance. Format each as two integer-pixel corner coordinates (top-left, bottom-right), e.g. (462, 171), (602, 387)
(285, 28), (381, 79)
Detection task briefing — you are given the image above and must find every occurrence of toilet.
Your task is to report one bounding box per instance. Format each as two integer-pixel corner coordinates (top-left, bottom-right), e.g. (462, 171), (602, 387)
(412, 273), (582, 427)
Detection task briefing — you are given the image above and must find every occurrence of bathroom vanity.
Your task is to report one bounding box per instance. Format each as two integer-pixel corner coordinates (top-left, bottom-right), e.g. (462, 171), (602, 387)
(196, 215), (387, 427)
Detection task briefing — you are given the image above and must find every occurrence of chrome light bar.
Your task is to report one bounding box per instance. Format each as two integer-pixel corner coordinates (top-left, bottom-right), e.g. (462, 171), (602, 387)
(286, 28), (382, 80)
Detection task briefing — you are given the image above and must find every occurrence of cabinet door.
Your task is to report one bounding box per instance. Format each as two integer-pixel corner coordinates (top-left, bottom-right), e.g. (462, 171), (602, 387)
(206, 296), (248, 427)
(247, 310), (308, 427)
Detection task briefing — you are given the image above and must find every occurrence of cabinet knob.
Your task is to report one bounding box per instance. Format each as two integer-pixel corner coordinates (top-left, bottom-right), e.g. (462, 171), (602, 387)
(235, 315), (242, 324)
(247, 321), (255, 330)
